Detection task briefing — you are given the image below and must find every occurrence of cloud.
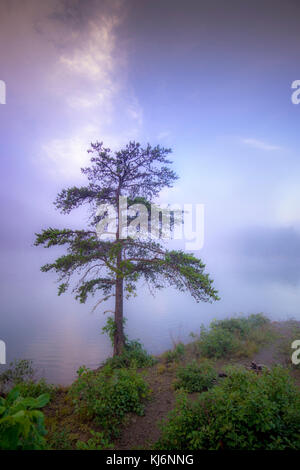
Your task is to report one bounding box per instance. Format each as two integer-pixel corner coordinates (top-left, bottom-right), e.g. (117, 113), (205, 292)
(157, 131), (171, 141)
(39, 9), (122, 176)
(43, 2), (144, 179)
(58, 16), (118, 82)
(242, 138), (282, 151)
(41, 126), (95, 179)
(0, 0), (143, 179)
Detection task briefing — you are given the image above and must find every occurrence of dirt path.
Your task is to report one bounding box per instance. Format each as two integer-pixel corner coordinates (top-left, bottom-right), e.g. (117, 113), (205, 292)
(115, 367), (176, 450)
(252, 320), (299, 367)
(114, 321), (300, 450)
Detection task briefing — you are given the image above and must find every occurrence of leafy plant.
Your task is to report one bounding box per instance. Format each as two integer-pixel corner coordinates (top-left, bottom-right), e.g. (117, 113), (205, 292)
(163, 343), (185, 363)
(197, 326), (239, 359)
(0, 359), (35, 394)
(211, 314), (269, 338)
(102, 316), (128, 348)
(195, 314), (273, 359)
(105, 339), (156, 369)
(174, 360), (217, 392)
(16, 378), (56, 399)
(69, 365), (150, 437)
(0, 387), (49, 450)
(46, 428), (73, 450)
(156, 365), (300, 450)
(76, 430), (113, 450)
(102, 316), (156, 368)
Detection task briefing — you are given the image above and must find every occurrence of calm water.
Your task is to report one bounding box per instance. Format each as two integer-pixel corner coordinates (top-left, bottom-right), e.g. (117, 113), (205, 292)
(1, 246), (300, 385)
(1, 279), (299, 385)
(1, 290), (216, 385)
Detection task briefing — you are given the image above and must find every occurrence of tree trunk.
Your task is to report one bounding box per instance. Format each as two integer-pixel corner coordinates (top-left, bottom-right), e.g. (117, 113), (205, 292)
(114, 186), (125, 356)
(114, 262), (125, 355)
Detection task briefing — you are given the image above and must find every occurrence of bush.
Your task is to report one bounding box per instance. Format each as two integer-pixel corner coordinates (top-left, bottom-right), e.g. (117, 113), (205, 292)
(76, 430), (113, 450)
(69, 365), (150, 437)
(0, 359), (55, 401)
(174, 360), (217, 393)
(212, 314), (269, 338)
(16, 379), (56, 399)
(162, 343), (185, 363)
(102, 316), (156, 369)
(195, 314), (272, 359)
(0, 387), (49, 450)
(156, 365), (300, 450)
(46, 429), (73, 450)
(0, 359), (35, 394)
(104, 340), (156, 369)
(197, 326), (239, 359)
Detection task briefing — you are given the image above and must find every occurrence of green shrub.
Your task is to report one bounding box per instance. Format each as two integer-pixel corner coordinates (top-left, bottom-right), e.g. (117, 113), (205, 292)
(156, 365), (300, 450)
(76, 430), (113, 450)
(69, 365), (150, 437)
(163, 343), (185, 363)
(197, 326), (239, 358)
(174, 360), (217, 393)
(196, 314), (272, 359)
(105, 340), (156, 369)
(46, 429), (73, 450)
(246, 313), (270, 328)
(0, 359), (35, 394)
(102, 316), (127, 347)
(102, 317), (156, 369)
(0, 387), (49, 450)
(212, 314), (269, 338)
(16, 378), (56, 399)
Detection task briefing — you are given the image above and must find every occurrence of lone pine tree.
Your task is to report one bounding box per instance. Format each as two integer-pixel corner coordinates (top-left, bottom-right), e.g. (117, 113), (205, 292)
(35, 142), (219, 355)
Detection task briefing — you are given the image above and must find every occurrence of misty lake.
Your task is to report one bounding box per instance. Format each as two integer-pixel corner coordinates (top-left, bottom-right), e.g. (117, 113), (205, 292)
(1, 268), (298, 385)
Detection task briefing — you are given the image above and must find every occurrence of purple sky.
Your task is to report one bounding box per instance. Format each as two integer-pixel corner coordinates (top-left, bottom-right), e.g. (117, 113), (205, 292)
(1, 0), (300, 380)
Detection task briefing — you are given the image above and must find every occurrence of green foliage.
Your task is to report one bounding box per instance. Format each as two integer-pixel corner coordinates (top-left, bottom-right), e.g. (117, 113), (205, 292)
(105, 340), (157, 369)
(0, 387), (49, 450)
(211, 313), (270, 338)
(69, 365), (150, 437)
(16, 379), (56, 400)
(156, 366), (300, 450)
(47, 429), (73, 450)
(195, 314), (272, 359)
(76, 430), (113, 450)
(102, 316), (127, 348)
(211, 313), (269, 338)
(102, 316), (156, 368)
(0, 359), (35, 394)
(197, 326), (239, 359)
(163, 343), (185, 363)
(174, 360), (217, 392)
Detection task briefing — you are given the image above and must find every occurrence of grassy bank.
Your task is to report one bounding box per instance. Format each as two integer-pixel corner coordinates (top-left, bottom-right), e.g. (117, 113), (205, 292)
(1, 314), (300, 450)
